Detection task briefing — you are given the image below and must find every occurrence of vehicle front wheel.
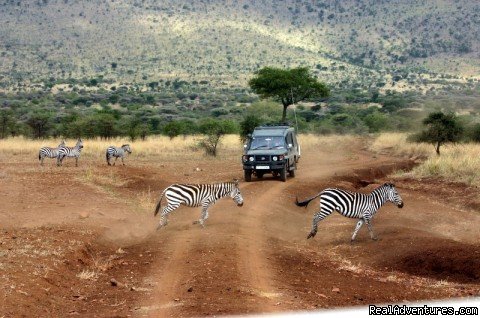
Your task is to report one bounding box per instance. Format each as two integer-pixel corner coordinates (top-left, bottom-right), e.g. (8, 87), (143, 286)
(289, 162), (296, 178)
(279, 165), (287, 182)
(244, 170), (252, 182)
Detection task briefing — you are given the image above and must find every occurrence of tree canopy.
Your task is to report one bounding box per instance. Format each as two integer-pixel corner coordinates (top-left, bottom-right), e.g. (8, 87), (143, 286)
(414, 112), (463, 155)
(248, 66), (329, 122)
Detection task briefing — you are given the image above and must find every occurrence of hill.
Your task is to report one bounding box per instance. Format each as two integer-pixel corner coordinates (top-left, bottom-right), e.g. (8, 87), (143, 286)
(0, 0), (479, 92)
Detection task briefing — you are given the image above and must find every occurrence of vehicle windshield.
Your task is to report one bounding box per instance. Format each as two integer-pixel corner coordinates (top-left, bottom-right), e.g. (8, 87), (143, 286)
(249, 136), (285, 150)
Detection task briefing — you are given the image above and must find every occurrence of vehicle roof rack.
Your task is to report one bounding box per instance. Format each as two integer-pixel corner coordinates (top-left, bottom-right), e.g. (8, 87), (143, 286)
(255, 123), (292, 130)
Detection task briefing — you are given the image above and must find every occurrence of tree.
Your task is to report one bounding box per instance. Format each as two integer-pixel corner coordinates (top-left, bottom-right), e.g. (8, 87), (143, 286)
(163, 121), (187, 139)
(239, 114), (264, 143)
(248, 66), (329, 122)
(414, 112), (463, 155)
(0, 109), (14, 139)
(26, 111), (52, 139)
(198, 119), (237, 156)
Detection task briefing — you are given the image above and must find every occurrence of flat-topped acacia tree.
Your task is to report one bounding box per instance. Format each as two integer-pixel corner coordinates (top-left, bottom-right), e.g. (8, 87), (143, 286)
(248, 66), (329, 122)
(415, 112), (464, 155)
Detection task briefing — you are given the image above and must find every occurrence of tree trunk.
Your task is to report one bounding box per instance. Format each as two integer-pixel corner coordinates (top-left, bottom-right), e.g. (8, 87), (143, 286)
(435, 142), (441, 155)
(282, 104), (288, 123)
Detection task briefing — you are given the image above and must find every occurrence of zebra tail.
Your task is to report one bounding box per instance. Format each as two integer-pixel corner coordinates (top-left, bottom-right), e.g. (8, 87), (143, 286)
(38, 152), (41, 161)
(105, 151), (108, 164)
(295, 192), (322, 208)
(154, 188), (167, 217)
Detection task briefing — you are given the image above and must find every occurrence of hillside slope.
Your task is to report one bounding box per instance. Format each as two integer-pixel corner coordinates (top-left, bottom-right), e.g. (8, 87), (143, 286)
(0, 0), (479, 89)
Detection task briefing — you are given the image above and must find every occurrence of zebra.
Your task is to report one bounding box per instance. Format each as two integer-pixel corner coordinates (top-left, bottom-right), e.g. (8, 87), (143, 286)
(39, 140), (65, 166)
(106, 144), (132, 166)
(57, 138), (84, 167)
(296, 183), (404, 242)
(154, 180), (244, 229)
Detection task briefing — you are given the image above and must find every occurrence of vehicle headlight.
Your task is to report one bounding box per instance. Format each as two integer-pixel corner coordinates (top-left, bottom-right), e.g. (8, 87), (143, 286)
(272, 156), (278, 161)
(249, 156), (254, 162)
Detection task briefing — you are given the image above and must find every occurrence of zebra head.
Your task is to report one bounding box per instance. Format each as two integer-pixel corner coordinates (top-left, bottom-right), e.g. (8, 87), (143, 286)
(384, 183), (404, 208)
(230, 180), (244, 207)
(76, 138), (84, 149)
(122, 144), (132, 154)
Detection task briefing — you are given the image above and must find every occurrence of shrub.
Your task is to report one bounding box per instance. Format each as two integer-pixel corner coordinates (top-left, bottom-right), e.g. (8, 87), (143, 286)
(198, 119), (237, 156)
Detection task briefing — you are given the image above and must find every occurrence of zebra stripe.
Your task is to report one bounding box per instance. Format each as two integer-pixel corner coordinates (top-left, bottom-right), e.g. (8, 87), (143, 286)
(57, 138), (84, 167)
(296, 183), (404, 241)
(106, 144), (132, 166)
(154, 181), (244, 229)
(39, 140), (65, 166)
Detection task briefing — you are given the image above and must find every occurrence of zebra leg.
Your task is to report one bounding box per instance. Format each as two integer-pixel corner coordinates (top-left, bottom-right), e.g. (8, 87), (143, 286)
(307, 211), (330, 239)
(364, 217), (377, 240)
(113, 157), (117, 166)
(40, 156), (44, 166)
(121, 156), (125, 166)
(193, 203), (211, 227)
(157, 203), (180, 230)
(107, 155), (111, 166)
(351, 219), (365, 242)
(75, 156), (79, 167)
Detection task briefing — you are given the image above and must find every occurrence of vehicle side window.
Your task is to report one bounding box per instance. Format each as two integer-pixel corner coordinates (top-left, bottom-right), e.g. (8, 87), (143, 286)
(286, 133), (293, 147)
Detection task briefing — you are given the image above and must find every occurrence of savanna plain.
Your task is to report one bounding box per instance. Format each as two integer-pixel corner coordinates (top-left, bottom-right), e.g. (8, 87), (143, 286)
(0, 134), (479, 317)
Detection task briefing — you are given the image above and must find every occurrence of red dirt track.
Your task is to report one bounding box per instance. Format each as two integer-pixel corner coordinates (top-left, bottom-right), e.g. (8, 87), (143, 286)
(1, 142), (479, 317)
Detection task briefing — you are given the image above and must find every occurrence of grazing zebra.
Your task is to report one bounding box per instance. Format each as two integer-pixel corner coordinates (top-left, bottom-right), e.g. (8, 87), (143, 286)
(296, 183), (404, 242)
(57, 138), (84, 167)
(38, 140), (65, 166)
(154, 180), (244, 229)
(106, 144), (132, 166)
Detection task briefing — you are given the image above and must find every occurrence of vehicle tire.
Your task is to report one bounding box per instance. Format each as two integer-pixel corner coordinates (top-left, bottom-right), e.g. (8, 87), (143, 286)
(289, 162), (296, 178)
(280, 165), (287, 182)
(244, 170), (252, 182)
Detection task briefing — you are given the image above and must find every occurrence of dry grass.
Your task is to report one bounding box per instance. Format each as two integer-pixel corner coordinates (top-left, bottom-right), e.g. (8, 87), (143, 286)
(76, 269), (99, 281)
(370, 133), (480, 186)
(369, 133), (432, 158)
(0, 135), (242, 162)
(0, 134), (356, 162)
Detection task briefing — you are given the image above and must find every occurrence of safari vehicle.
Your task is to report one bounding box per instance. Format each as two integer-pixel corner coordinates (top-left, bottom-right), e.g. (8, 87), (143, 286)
(242, 125), (300, 182)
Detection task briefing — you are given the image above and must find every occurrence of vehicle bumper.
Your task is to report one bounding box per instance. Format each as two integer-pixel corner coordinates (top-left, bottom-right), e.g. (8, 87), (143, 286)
(243, 162), (286, 171)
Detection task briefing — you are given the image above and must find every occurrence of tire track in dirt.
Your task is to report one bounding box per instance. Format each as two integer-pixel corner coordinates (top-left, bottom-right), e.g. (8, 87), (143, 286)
(235, 180), (286, 312)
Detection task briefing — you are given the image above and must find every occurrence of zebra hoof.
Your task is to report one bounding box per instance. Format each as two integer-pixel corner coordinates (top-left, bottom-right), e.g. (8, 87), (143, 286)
(307, 232), (316, 239)
(372, 236), (378, 241)
(192, 220), (199, 225)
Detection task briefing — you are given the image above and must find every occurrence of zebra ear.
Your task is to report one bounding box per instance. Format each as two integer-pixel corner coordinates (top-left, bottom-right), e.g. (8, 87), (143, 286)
(384, 182), (395, 188)
(233, 179), (239, 186)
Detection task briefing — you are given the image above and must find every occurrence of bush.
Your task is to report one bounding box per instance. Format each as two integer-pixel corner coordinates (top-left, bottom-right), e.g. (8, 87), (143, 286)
(198, 119), (237, 156)
(466, 123), (480, 142)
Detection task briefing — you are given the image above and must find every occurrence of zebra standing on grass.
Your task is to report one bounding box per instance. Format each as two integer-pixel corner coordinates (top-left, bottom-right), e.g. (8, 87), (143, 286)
(106, 144), (132, 166)
(39, 140), (65, 166)
(296, 183), (404, 242)
(154, 180), (244, 229)
(57, 138), (83, 167)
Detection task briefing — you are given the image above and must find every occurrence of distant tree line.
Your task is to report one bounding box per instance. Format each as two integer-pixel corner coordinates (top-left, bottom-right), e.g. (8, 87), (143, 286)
(1, 71), (480, 146)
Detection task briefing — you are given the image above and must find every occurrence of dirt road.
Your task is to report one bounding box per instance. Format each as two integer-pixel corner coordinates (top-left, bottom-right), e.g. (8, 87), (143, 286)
(1, 141), (479, 317)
